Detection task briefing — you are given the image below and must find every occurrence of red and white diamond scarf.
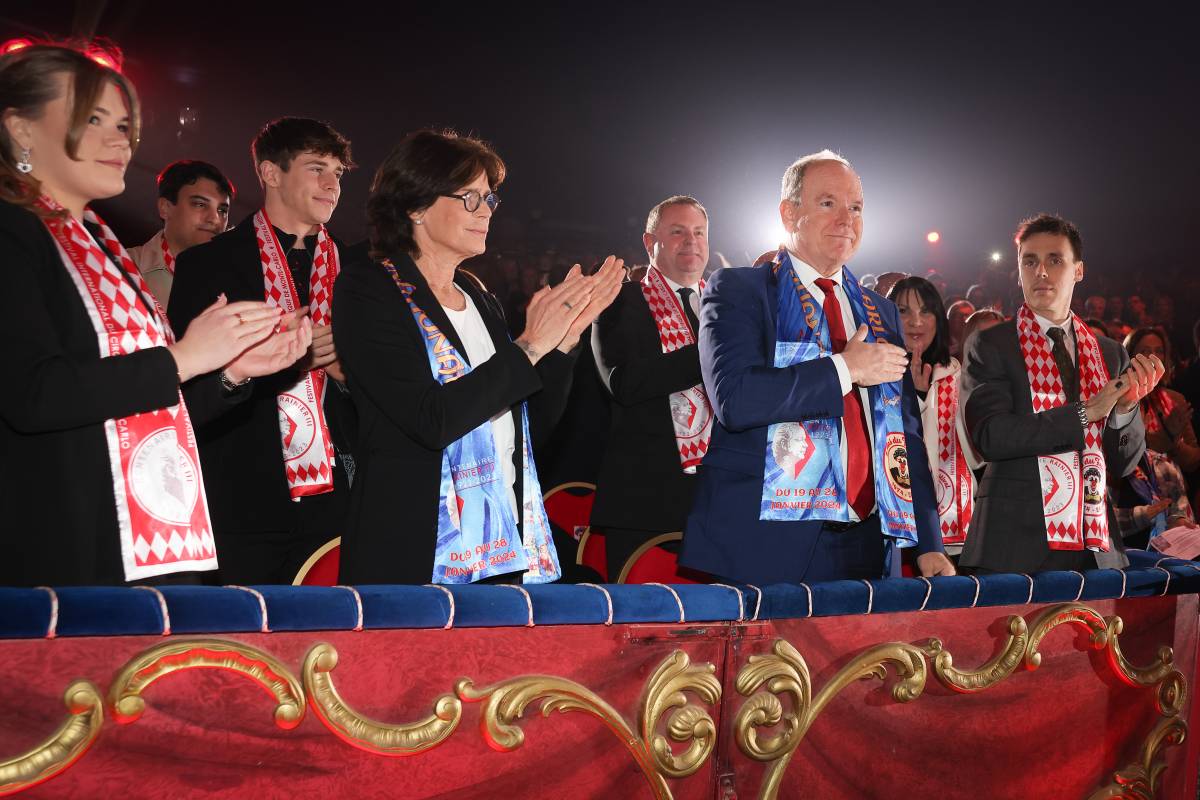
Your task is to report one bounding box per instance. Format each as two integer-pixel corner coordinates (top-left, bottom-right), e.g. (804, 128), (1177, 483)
(933, 372), (973, 546)
(640, 265), (713, 473)
(253, 210), (338, 499)
(1016, 304), (1111, 551)
(38, 196), (217, 580)
(160, 233), (175, 274)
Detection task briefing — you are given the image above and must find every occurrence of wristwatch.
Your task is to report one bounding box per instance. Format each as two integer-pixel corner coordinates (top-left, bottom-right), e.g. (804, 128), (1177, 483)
(218, 370), (251, 393)
(1075, 401), (1089, 427)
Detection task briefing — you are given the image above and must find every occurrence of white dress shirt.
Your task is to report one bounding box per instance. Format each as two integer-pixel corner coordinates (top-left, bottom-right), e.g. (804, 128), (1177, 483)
(442, 292), (520, 517)
(787, 251), (875, 519)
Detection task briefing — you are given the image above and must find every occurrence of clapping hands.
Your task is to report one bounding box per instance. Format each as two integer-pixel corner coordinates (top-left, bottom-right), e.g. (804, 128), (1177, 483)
(515, 256), (625, 362)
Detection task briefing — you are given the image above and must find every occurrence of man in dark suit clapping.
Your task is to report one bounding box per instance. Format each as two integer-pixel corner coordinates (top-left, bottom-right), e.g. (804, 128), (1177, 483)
(961, 214), (1164, 573)
(591, 196), (713, 580)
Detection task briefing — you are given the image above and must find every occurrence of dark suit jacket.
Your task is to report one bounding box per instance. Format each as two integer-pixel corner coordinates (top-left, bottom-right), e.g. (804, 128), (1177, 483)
(166, 212), (356, 539)
(0, 201), (238, 586)
(332, 253), (576, 584)
(678, 263), (943, 584)
(589, 281), (702, 532)
(960, 321), (1143, 572)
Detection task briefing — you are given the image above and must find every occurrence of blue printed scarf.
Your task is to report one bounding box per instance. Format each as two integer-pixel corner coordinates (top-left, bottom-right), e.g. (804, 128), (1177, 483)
(759, 250), (918, 547)
(385, 263), (561, 584)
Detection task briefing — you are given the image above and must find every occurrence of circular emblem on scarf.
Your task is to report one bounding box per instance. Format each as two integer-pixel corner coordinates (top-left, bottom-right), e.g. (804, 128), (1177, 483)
(772, 422), (815, 480)
(129, 427), (199, 524)
(936, 468), (955, 516)
(884, 432), (913, 503)
(1041, 456), (1076, 516)
(278, 393), (316, 461)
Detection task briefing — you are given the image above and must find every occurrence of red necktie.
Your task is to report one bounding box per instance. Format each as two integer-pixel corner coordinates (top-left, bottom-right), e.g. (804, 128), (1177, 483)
(814, 278), (875, 518)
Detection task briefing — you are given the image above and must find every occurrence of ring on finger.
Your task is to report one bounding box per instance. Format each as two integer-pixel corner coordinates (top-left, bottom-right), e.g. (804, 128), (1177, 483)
(563, 301), (573, 310)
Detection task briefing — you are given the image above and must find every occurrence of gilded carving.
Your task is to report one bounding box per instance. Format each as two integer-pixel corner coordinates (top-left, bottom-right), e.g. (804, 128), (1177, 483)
(735, 639), (928, 800)
(302, 642), (461, 756)
(107, 638), (305, 729)
(924, 615), (1028, 693)
(736, 602), (1190, 800)
(1087, 717), (1188, 800)
(0, 680), (103, 797)
(456, 649), (720, 800)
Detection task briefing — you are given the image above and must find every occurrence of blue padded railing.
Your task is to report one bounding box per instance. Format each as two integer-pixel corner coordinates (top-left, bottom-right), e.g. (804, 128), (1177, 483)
(1, 551), (1197, 638)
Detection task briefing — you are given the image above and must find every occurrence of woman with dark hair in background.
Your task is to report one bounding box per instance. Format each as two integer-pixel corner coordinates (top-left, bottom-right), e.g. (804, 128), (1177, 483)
(0, 44), (309, 586)
(333, 129), (623, 585)
(889, 276), (976, 559)
(1124, 327), (1200, 474)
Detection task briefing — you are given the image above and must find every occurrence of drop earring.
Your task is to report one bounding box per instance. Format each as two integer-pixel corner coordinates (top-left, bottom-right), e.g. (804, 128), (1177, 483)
(16, 148), (32, 174)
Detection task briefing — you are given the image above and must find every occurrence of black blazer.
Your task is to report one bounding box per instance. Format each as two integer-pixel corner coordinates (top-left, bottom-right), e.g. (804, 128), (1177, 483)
(166, 212), (356, 537)
(960, 321), (1144, 573)
(332, 253), (576, 584)
(589, 281), (702, 532)
(0, 201), (237, 586)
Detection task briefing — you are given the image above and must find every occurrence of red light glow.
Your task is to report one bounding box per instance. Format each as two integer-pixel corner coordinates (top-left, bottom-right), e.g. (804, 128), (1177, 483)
(85, 47), (121, 71)
(1, 39), (33, 55)
(926, 231), (941, 244)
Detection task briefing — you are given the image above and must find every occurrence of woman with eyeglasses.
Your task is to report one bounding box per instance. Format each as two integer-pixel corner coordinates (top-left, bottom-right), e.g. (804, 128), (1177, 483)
(0, 44), (311, 586)
(334, 129), (623, 584)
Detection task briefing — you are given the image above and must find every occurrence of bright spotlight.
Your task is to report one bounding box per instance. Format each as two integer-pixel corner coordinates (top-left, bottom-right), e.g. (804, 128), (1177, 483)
(926, 231), (940, 244)
(990, 251), (1002, 262)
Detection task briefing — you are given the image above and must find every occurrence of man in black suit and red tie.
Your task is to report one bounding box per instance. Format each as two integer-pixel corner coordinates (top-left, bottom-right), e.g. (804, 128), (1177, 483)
(961, 213), (1165, 573)
(591, 196), (713, 580)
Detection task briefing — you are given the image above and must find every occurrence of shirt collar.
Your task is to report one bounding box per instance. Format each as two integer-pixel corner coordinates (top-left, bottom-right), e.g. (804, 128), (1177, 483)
(786, 249), (841, 292)
(272, 226), (318, 254)
(657, 270), (700, 295)
(1032, 310), (1075, 341)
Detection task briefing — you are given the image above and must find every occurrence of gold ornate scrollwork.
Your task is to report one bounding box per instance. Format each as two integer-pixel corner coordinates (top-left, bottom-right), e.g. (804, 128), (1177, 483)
(456, 649), (719, 800)
(735, 639), (928, 800)
(1024, 602), (1109, 669)
(0, 681), (103, 797)
(1087, 716), (1188, 800)
(108, 638), (304, 729)
(638, 650), (721, 779)
(302, 642), (461, 756)
(737, 602), (1190, 800)
(924, 615), (1028, 693)
(1104, 616), (1176, 689)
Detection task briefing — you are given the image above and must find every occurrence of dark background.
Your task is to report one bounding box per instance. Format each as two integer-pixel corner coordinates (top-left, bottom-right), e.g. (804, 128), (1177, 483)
(3, 2), (1198, 285)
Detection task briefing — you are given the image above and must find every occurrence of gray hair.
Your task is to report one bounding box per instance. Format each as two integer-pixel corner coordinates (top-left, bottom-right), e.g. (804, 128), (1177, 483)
(780, 149), (852, 202)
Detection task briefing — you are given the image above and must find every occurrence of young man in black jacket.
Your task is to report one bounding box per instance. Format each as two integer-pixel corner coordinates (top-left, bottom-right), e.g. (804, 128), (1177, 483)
(168, 117), (357, 584)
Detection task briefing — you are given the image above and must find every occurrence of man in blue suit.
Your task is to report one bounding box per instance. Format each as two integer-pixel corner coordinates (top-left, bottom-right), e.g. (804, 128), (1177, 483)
(679, 151), (955, 584)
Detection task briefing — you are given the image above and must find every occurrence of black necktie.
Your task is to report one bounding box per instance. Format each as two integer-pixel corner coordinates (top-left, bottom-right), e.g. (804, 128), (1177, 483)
(678, 287), (700, 337)
(1048, 327), (1079, 401)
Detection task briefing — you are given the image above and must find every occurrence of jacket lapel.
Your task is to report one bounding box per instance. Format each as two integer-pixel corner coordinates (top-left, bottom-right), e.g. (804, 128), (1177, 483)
(388, 254), (471, 363)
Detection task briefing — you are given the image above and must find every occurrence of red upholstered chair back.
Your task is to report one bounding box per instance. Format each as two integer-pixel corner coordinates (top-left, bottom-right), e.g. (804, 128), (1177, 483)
(541, 482), (605, 581)
(616, 532), (700, 585)
(293, 537), (342, 586)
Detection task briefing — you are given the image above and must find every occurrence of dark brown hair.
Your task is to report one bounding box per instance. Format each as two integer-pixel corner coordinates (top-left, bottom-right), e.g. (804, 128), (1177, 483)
(366, 129), (506, 260)
(1014, 213), (1083, 261)
(645, 194), (708, 234)
(0, 43), (140, 213)
(251, 116), (355, 173)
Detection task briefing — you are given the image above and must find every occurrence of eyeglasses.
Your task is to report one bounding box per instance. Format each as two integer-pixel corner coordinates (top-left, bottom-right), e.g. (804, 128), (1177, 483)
(443, 189), (501, 213)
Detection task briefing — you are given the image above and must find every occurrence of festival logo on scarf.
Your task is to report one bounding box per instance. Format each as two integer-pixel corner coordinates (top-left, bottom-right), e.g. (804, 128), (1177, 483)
(128, 428), (200, 525)
(671, 393), (704, 435)
(884, 432), (913, 502)
(1041, 455), (1077, 516)
(277, 394), (317, 461)
(772, 422), (815, 479)
(936, 468), (955, 517)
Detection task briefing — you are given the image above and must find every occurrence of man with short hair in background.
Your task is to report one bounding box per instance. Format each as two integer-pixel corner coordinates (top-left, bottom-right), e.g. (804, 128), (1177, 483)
(591, 195), (713, 580)
(128, 160), (234, 307)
